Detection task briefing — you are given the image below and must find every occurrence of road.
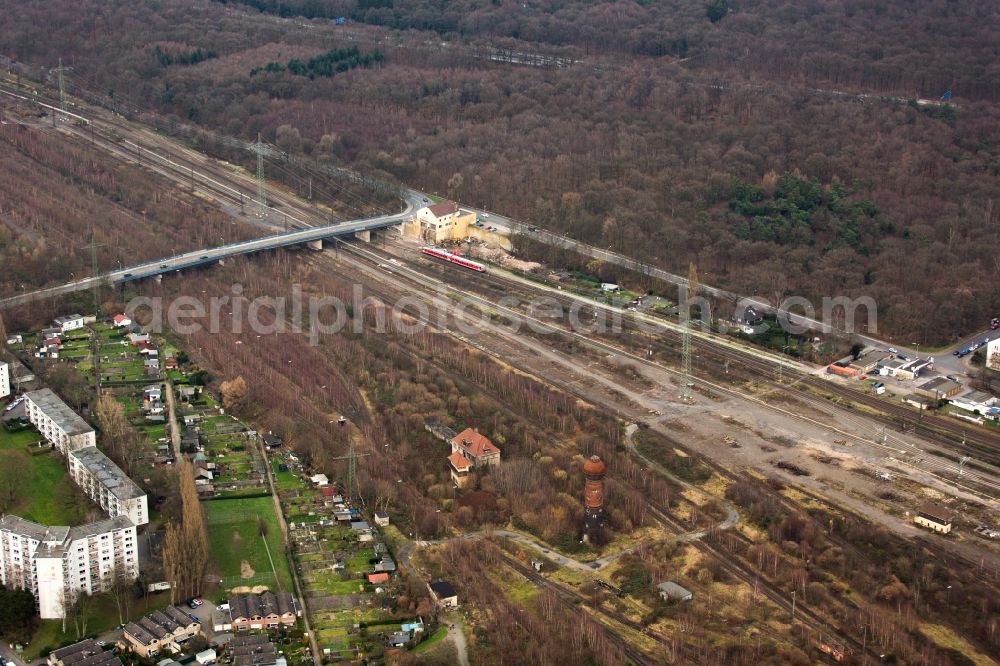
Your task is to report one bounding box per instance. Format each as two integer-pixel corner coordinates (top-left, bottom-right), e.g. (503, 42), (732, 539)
(0, 212), (413, 309)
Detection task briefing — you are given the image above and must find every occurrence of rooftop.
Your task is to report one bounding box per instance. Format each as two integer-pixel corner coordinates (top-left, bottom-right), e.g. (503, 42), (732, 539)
(657, 581), (692, 599)
(71, 446), (145, 500)
(428, 579), (457, 599)
(447, 451), (471, 471)
(427, 201), (458, 218)
(228, 591), (296, 621)
(916, 503), (953, 524)
(26, 388), (94, 436)
(51, 639), (121, 666)
(918, 376), (962, 393)
(0, 514), (70, 543)
(68, 515), (135, 541)
(452, 428), (499, 458)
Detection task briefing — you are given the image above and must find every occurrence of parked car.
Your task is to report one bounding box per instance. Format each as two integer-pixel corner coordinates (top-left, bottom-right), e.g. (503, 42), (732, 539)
(991, 317), (999, 330)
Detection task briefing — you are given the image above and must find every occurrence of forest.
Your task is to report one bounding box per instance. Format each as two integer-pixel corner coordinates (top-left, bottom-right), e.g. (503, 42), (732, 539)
(1, 0), (999, 343)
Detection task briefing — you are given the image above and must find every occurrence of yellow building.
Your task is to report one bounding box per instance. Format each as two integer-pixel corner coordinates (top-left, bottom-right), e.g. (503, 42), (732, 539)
(914, 503), (953, 534)
(414, 201), (476, 244)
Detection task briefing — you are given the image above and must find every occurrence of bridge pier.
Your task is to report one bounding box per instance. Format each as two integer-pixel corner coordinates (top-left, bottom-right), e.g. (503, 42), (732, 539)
(354, 230), (371, 243)
(306, 239), (323, 251)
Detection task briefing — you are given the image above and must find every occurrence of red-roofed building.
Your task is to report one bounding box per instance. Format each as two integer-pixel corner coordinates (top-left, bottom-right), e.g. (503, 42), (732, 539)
(447, 451), (471, 488)
(113, 314), (132, 327)
(368, 572), (389, 584)
(320, 485), (336, 498)
(450, 428), (500, 468)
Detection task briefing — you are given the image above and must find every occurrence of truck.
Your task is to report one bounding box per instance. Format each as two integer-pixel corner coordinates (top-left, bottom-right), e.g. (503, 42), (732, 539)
(147, 581), (172, 592)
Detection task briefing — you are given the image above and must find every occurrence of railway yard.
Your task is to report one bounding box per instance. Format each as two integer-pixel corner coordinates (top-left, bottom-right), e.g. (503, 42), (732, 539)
(2, 73), (999, 664)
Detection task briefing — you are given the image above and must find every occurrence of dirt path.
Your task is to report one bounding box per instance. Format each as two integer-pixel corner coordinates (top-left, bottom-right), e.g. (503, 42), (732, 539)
(448, 618), (470, 666)
(165, 381), (181, 460)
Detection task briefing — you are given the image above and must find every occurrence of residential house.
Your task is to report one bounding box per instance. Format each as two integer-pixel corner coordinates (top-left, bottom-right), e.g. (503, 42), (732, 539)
(451, 427), (501, 468)
(48, 639), (122, 666)
(224, 592), (299, 631)
(387, 632), (409, 648)
(178, 386), (199, 401)
(657, 581), (693, 602)
(448, 451), (471, 488)
(914, 503), (954, 534)
(112, 314), (132, 328)
(428, 579), (458, 608)
(0, 360), (9, 399)
(230, 635), (276, 666)
(122, 606), (202, 658)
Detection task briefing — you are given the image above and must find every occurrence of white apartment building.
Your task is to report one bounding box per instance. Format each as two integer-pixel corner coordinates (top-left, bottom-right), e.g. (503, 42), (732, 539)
(69, 447), (149, 527)
(0, 361), (9, 399)
(25, 389), (97, 454)
(0, 515), (138, 619)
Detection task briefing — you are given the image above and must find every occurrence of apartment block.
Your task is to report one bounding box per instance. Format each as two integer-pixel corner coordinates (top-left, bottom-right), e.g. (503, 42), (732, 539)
(69, 447), (149, 526)
(0, 515), (138, 619)
(25, 388), (96, 454)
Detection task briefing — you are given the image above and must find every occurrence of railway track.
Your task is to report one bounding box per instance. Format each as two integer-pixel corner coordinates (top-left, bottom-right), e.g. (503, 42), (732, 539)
(326, 242), (877, 657)
(355, 244), (1000, 498)
(495, 552), (657, 666)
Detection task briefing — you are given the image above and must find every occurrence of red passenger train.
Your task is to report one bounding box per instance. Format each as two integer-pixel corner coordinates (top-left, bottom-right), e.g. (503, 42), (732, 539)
(420, 246), (487, 272)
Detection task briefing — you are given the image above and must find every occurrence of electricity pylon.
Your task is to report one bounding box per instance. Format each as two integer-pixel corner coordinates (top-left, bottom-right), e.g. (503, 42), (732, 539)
(248, 133), (275, 217)
(680, 262), (699, 402)
(57, 58), (66, 116)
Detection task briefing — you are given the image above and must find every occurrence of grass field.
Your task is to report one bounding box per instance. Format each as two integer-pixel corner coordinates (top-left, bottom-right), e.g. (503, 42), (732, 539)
(412, 626), (448, 653)
(0, 427), (78, 526)
(204, 496), (292, 591)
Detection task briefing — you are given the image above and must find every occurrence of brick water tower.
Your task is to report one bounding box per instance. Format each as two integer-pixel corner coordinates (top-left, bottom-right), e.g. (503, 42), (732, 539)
(583, 455), (607, 542)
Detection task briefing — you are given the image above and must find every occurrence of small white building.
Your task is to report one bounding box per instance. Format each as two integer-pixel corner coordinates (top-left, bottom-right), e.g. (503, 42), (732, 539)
(54, 314), (85, 333)
(657, 581), (693, 602)
(310, 473), (329, 486)
(112, 314), (132, 328)
(0, 361), (9, 399)
(600, 283), (620, 293)
(428, 579), (458, 609)
(195, 649), (216, 665)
